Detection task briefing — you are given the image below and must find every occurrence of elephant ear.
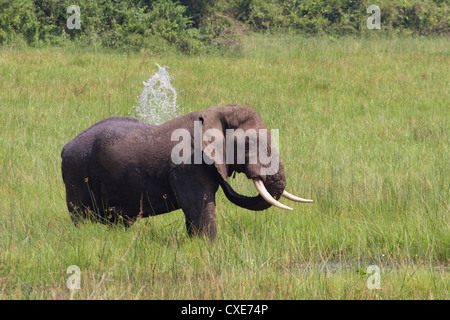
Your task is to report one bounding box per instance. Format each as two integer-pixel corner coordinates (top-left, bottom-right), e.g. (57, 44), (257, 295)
(199, 109), (228, 181)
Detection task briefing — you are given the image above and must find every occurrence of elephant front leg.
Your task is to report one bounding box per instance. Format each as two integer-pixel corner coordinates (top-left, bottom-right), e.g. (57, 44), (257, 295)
(169, 169), (219, 240)
(183, 195), (217, 240)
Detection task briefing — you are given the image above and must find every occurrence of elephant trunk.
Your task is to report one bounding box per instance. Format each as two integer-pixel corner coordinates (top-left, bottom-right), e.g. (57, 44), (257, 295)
(219, 163), (312, 211)
(219, 163), (287, 211)
(219, 180), (272, 211)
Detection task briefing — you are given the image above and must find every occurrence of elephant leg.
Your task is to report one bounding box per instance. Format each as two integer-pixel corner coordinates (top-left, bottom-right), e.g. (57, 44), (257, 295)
(65, 186), (86, 225)
(65, 178), (103, 224)
(184, 195), (217, 240)
(170, 168), (219, 240)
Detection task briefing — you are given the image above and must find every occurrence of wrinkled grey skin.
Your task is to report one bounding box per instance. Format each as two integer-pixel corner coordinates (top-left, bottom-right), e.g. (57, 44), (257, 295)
(61, 104), (286, 239)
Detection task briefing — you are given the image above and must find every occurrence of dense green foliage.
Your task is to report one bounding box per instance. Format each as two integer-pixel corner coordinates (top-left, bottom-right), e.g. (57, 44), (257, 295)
(0, 0), (448, 52)
(229, 0), (448, 34)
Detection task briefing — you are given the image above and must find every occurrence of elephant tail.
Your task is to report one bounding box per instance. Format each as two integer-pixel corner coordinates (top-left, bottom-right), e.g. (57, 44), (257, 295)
(219, 180), (271, 211)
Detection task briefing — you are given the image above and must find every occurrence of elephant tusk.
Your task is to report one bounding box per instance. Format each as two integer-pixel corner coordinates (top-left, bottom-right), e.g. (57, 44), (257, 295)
(282, 190), (313, 203)
(253, 180), (293, 211)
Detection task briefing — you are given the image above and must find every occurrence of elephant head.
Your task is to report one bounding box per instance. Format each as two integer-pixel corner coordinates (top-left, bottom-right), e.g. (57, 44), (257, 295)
(198, 104), (312, 211)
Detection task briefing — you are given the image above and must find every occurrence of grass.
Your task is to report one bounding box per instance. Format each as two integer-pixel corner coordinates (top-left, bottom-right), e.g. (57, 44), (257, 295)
(0, 34), (448, 299)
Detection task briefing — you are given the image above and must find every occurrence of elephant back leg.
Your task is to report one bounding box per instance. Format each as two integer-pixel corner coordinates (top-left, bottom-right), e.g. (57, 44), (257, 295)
(65, 179), (104, 224)
(62, 159), (103, 224)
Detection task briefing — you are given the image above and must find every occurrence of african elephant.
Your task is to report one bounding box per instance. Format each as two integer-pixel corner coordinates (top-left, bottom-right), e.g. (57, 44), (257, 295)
(61, 104), (312, 239)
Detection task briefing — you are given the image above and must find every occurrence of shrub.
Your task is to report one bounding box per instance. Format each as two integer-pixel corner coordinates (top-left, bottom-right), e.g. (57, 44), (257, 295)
(377, 0), (449, 35)
(0, 0), (39, 45)
(0, 0), (447, 51)
(225, 0), (448, 35)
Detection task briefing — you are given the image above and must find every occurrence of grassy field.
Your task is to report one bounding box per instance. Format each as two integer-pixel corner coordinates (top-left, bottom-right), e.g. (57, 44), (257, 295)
(0, 34), (448, 300)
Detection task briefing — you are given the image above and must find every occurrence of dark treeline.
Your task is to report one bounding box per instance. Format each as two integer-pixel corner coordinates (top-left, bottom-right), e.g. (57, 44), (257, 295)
(1, 0), (448, 53)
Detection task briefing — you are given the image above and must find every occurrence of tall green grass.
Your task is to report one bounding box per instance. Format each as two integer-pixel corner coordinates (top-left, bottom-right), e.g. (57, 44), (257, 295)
(0, 35), (448, 299)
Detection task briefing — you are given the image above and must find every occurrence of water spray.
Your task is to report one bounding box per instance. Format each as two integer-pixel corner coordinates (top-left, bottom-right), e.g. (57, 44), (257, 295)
(132, 63), (179, 125)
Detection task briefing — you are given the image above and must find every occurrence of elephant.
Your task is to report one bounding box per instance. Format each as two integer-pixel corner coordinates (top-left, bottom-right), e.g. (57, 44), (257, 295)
(61, 104), (312, 239)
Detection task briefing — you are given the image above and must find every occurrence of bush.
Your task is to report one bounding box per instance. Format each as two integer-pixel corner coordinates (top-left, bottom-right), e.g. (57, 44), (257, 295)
(199, 11), (247, 53)
(0, 0), (39, 45)
(0, 0), (447, 52)
(226, 0), (449, 35)
(377, 0), (449, 35)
